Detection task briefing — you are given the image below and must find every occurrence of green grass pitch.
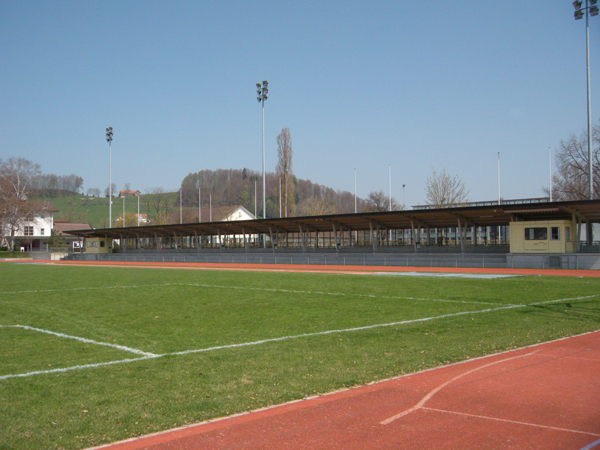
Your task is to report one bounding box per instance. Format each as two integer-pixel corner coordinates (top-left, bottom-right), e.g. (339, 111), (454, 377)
(1, 263), (599, 449)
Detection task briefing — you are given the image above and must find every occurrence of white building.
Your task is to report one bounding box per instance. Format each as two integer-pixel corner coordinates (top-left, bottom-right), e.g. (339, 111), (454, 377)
(0, 202), (57, 251)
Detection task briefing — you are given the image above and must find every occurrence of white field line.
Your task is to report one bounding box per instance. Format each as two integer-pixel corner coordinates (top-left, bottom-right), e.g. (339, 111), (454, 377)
(12, 325), (157, 357)
(176, 283), (511, 306)
(0, 283), (173, 296)
(168, 293), (599, 357)
(0, 282), (510, 307)
(1, 293), (597, 382)
(0, 356), (154, 381)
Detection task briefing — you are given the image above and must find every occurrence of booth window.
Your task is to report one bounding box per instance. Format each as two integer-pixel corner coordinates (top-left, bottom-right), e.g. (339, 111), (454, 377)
(524, 227), (547, 240)
(100, 241), (105, 248)
(550, 227), (560, 240)
(565, 227), (571, 240)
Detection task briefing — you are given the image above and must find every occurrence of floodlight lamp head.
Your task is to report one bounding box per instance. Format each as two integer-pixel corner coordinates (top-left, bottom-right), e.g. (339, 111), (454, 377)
(591, 5), (599, 16)
(263, 80), (268, 87)
(256, 83), (261, 89)
(257, 96), (262, 102)
(263, 94), (268, 100)
(573, 0), (582, 9)
(592, 0), (598, 5)
(575, 9), (584, 19)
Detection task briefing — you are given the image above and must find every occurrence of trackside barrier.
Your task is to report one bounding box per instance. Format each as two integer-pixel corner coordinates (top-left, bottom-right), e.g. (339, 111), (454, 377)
(66, 251), (514, 269)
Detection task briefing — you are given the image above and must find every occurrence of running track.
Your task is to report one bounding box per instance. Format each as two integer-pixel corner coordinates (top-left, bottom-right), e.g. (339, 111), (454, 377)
(87, 331), (600, 450)
(19, 258), (600, 277)
(9, 260), (600, 449)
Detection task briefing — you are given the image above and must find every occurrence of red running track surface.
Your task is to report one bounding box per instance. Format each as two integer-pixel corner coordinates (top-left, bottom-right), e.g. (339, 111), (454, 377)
(88, 331), (600, 450)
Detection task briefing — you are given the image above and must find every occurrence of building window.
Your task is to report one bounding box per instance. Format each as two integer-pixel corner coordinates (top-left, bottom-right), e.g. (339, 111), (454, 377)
(550, 227), (560, 240)
(524, 227), (547, 240)
(100, 241), (105, 248)
(24, 226), (34, 236)
(565, 227), (571, 240)
(40, 228), (45, 236)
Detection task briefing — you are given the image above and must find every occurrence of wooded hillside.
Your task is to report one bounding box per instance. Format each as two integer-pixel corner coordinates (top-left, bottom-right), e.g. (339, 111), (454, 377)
(180, 168), (366, 218)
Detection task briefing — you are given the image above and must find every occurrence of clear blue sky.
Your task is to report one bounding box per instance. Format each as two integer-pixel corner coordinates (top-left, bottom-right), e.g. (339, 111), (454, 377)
(1, 1), (598, 208)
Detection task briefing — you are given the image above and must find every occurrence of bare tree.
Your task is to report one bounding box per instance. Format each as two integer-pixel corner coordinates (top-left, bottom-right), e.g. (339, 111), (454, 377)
(143, 187), (175, 224)
(0, 157), (45, 251)
(424, 169), (469, 207)
(297, 196), (338, 216)
(116, 212), (139, 227)
(546, 121), (599, 201)
(87, 187), (101, 197)
(364, 190), (401, 212)
(104, 183), (117, 197)
(276, 128), (295, 217)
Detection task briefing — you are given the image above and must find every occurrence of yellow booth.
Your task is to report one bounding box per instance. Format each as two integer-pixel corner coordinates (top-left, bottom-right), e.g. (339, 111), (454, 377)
(84, 237), (112, 254)
(510, 220), (576, 254)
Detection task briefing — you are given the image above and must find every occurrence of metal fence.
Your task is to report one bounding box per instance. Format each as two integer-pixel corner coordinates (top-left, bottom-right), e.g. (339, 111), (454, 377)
(68, 251), (509, 269)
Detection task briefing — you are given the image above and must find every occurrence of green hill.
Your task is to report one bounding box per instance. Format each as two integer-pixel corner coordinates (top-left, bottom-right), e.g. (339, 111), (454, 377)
(37, 194), (151, 228)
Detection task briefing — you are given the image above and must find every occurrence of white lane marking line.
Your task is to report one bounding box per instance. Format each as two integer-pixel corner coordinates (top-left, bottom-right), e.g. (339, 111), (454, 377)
(11, 325), (156, 357)
(1, 293), (597, 381)
(380, 351), (538, 425)
(421, 407), (600, 437)
(579, 438), (600, 450)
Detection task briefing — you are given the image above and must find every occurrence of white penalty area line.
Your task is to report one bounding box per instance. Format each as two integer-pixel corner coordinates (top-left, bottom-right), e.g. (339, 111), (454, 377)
(0, 356), (154, 381)
(1, 293), (597, 382)
(0, 325), (156, 358)
(169, 292), (599, 357)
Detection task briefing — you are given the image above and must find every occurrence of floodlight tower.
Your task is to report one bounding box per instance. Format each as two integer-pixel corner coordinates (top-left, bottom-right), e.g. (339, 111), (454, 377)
(573, 0), (598, 200)
(106, 127), (113, 228)
(256, 81), (268, 224)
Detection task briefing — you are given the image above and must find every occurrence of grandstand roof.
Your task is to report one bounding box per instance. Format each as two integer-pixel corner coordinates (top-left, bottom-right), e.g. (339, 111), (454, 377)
(68, 200), (600, 240)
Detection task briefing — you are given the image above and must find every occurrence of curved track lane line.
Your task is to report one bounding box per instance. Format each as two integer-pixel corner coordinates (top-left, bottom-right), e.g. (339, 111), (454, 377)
(380, 350), (540, 425)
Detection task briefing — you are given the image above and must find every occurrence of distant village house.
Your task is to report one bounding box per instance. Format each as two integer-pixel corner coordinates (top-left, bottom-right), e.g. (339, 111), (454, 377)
(119, 190), (141, 197)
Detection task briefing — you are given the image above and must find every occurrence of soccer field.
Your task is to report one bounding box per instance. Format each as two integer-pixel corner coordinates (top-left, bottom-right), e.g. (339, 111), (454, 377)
(1, 263), (599, 450)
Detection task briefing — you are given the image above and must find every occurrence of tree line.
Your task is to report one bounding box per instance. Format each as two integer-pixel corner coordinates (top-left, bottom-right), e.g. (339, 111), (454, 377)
(31, 173), (84, 197)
